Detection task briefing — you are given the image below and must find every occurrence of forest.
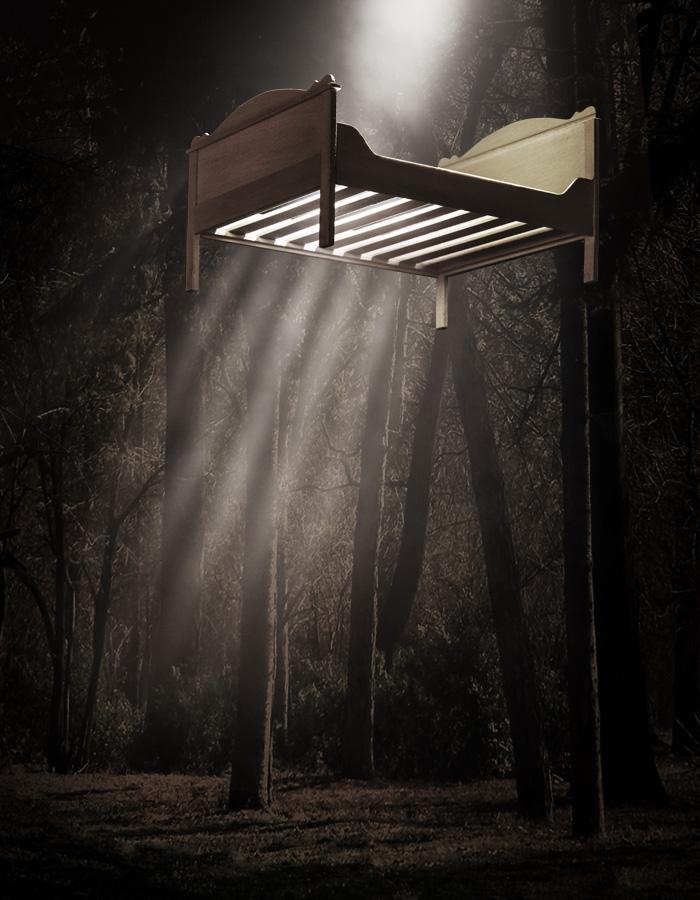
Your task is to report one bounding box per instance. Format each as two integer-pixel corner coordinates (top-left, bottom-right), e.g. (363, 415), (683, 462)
(1, 0), (699, 897)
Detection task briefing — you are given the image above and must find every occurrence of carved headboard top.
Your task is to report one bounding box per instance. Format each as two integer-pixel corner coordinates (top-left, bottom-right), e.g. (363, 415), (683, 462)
(191, 74), (340, 150)
(438, 107), (597, 194)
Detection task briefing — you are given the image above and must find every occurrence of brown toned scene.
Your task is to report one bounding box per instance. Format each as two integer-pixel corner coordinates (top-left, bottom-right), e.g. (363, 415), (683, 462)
(1, 1), (699, 897)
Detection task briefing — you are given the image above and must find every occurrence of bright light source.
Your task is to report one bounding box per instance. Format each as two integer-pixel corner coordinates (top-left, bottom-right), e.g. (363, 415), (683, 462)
(342, 0), (463, 133)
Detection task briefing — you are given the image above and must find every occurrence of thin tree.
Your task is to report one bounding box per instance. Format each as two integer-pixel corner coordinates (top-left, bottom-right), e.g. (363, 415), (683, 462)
(377, 328), (448, 666)
(541, 0), (604, 837)
(229, 295), (279, 810)
(377, 0), (521, 670)
(272, 352), (293, 754)
(146, 278), (205, 770)
(447, 281), (553, 821)
(544, 0), (664, 808)
(342, 279), (397, 778)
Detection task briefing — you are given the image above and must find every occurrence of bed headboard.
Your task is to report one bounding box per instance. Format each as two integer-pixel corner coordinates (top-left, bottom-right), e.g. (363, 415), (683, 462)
(186, 75), (339, 291)
(438, 107), (597, 194)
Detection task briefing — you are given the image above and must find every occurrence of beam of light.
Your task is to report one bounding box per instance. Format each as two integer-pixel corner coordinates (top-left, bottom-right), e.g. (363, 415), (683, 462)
(214, 185), (349, 236)
(167, 250), (259, 413)
(346, 206), (486, 259)
(415, 226), (552, 268)
(284, 270), (373, 483)
(340, 0), (464, 143)
(389, 221), (527, 264)
(274, 195), (410, 247)
(246, 189), (378, 240)
(306, 203), (440, 253)
(372, 215), (505, 263)
(205, 260), (356, 543)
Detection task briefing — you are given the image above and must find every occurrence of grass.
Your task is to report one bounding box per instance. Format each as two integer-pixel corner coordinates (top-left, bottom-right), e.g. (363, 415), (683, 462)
(1, 760), (699, 898)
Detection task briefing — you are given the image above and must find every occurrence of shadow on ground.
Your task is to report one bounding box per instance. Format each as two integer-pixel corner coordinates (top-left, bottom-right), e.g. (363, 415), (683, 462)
(1, 761), (699, 898)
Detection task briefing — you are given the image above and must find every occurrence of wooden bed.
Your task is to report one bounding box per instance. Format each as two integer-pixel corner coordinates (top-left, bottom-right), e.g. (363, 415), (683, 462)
(186, 75), (598, 327)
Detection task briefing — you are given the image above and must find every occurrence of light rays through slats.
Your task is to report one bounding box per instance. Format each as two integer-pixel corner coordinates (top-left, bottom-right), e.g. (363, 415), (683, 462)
(209, 187), (562, 278)
(205, 258), (371, 547)
(415, 226), (552, 268)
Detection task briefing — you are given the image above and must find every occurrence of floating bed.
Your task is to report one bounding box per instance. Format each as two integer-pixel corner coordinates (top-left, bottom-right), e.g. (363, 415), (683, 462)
(186, 75), (598, 326)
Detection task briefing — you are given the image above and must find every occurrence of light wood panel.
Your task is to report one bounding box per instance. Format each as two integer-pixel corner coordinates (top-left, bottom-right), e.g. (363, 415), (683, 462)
(438, 107), (596, 192)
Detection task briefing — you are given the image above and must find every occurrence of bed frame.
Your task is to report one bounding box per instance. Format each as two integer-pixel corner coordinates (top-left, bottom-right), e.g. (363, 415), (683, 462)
(186, 75), (598, 327)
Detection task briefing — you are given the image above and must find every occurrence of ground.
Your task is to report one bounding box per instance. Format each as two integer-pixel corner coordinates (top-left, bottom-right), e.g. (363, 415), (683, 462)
(1, 761), (699, 899)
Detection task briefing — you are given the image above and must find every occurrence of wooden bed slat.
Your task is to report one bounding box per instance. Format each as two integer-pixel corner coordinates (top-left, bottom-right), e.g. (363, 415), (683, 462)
(216, 186), (353, 236)
(328, 202), (441, 251)
(250, 189), (383, 241)
(336, 207), (468, 255)
(422, 229), (566, 273)
(215, 189), (323, 235)
(365, 214), (501, 261)
(276, 194), (410, 246)
(390, 221), (534, 265)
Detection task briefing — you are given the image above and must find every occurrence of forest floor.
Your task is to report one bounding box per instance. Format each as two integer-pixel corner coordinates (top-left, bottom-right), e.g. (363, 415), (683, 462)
(1, 759), (699, 899)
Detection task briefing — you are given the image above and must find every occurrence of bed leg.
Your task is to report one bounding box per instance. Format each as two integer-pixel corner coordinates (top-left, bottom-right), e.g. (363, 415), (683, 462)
(583, 236), (598, 284)
(436, 276), (448, 329)
(318, 86), (337, 249)
(186, 233), (200, 293)
(186, 148), (200, 292)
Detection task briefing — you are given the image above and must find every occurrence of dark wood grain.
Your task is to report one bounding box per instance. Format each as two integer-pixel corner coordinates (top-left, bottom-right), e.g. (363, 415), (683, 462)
(193, 157), (320, 235)
(336, 125), (594, 237)
(192, 76), (340, 150)
(197, 99), (325, 205)
(318, 87), (337, 248)
(186, 150), (200, 292)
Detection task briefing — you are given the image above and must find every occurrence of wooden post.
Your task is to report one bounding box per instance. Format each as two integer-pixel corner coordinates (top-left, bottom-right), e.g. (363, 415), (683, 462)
(186, 148), (200, 292)
(436, 276), (448, 329)
(583, 117), (599, 283)
(559, 273), (605, 838)
(318, 85), (337, 249)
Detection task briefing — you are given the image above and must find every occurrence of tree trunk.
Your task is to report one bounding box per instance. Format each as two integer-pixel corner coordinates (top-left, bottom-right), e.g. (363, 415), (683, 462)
(588, 293), (667, 803)
(125, 389), (148, 711)
(42, 427), (72, 774)
(375, 10), (517, 669)
(74, 507), (118, 770)
(229, 306), (278, 811)
(377, 327), (448, 667)
(273, 591), (289, 750)
(673, 577), (700, 755)
(342, 286), (396, 779)
(672, 477), (700, 754)
(156, 289), (204, 676)
(544, 0), (664, 807)
(387, 284), (408, 446)
(146, 288), (204, 768)
(447, 281), (553, 821)
(559, 252), (605, 838)
(0, 564), (5, 643)
(273, 356), (292, 754)
(543, 0), (604, 835)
